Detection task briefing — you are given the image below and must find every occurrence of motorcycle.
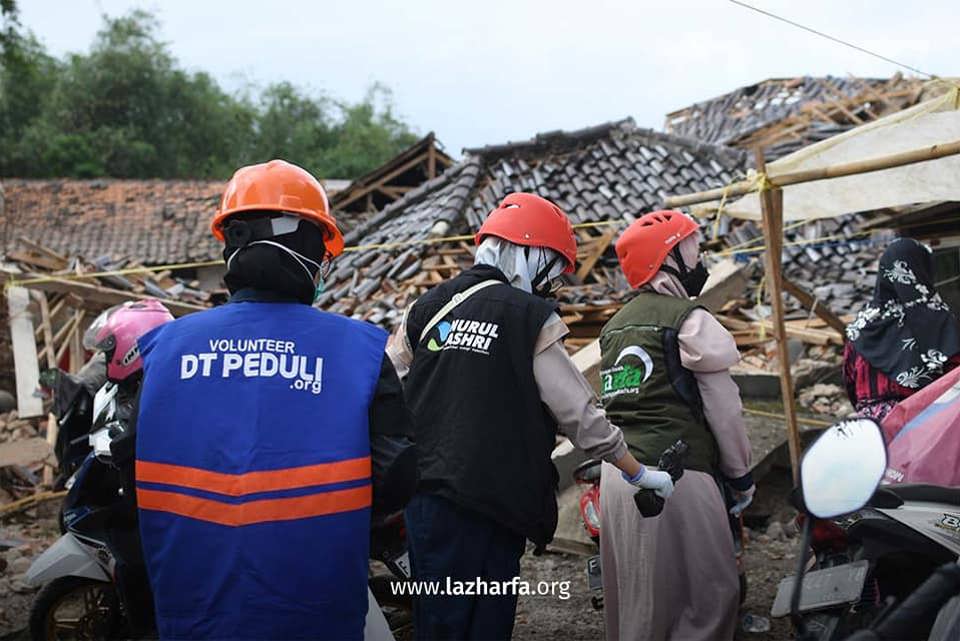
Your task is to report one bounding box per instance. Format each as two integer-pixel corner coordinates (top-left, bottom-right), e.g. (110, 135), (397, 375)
(369, 512), (414, 637)
(27, 377), (416, 641)
(780, 485), (960, 640)
(778, 416), (960, 641)
(26, 381), (154, 641)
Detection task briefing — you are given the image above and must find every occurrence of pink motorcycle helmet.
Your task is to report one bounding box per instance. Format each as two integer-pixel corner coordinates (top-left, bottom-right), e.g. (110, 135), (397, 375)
(83, 299), (174, 382)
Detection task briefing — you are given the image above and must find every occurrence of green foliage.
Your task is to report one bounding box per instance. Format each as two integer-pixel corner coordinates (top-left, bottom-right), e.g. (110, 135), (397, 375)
(0, 10), (418, 179)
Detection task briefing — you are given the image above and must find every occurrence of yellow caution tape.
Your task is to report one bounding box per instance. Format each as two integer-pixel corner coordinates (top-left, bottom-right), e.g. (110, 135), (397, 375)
(711, 229), (874, 258)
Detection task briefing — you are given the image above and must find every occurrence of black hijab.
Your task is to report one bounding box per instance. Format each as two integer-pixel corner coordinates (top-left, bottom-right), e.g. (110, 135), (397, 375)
(846, 238), (960, 389)
(223, 215), (328, 305)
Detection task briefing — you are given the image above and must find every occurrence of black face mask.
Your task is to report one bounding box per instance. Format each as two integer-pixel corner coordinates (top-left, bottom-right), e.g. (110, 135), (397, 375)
(660, 246), (710, 298)
(679, 261), (709, 297)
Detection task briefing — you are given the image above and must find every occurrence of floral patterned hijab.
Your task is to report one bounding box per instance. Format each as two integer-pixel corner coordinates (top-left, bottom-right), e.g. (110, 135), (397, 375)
(846, 238), (960, 388)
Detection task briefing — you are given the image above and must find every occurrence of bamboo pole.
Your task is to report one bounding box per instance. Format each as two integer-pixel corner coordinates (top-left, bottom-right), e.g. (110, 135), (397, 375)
(665, 138), (960, 209)
(755, 149), (802, 483)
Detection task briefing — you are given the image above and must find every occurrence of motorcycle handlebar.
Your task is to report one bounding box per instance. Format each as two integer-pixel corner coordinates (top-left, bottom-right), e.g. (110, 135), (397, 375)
(871, 562), (960, 640)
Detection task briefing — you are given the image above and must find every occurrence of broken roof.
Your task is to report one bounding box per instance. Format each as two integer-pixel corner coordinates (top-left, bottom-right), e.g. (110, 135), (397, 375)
(318, 118), (746, 328)
(331, 132), (454, 233)
(0, 176), (351, 267)
(1, 179), (225, 265)
(664, 75), (925, 159)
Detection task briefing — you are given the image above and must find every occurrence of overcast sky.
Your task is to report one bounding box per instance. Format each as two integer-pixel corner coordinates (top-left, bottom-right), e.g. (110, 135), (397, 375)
(17, 0), (956, 156)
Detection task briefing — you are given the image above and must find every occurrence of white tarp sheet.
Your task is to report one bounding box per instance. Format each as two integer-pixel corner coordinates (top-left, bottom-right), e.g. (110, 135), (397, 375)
(692, 87), (960, 222)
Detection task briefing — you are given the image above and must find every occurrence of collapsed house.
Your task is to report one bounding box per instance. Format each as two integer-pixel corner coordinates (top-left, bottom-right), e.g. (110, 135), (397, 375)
(664, 74), (927, 160)
(315, 118), (745, 346)
(330, 133), (453, 233)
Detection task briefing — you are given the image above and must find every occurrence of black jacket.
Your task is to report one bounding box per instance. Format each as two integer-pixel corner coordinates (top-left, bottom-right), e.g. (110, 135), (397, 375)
(404, 265), (560, 546)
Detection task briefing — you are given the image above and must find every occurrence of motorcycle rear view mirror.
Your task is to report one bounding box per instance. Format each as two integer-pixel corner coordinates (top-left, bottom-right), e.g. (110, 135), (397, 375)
(789, 418), (887, 629)
(800, 417), (887, 519)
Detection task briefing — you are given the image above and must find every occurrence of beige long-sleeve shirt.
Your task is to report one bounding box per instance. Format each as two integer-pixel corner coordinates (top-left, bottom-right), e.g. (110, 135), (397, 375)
(387, 312), (629, 463)
(678, 309), (752, 480)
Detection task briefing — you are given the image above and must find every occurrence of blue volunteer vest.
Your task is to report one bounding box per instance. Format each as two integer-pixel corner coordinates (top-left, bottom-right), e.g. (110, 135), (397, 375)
(135, 301), (386, 640)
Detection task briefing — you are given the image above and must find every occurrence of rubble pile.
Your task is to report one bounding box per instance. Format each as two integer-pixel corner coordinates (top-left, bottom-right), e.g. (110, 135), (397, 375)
(0, 411), (48, 504)
(2, 238), (220, 310)
(711, 212), (889, 319)
(797, 383), (854, 417)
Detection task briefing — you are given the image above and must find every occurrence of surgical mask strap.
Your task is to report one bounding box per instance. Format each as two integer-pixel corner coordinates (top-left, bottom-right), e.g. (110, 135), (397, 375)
(227, 240), (322, 284)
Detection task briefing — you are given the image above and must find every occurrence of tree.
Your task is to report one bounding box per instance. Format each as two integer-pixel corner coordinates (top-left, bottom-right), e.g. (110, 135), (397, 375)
(0, 9), (419, 179)
(1, 0), (18, 60)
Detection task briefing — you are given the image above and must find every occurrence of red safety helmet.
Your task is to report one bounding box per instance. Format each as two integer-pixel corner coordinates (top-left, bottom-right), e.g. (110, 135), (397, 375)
(616, 210), (699, 288)
(474, 193), (577, 273)
(211, 159), (345, 258)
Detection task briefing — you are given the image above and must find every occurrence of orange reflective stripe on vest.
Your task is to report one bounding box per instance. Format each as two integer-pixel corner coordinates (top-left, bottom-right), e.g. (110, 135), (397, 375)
(136, 456), (371, 496)
(136, 484), (372, 527)
(135, 456), (372, 526)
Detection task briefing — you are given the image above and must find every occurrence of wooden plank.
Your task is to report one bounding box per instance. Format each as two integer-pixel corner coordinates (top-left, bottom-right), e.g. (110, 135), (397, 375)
(781, 277), (848, 335)
(696, 258), (752, 313)
(7, 287), (44, 418)
(333, 153), (431, 210)
(7, 250), (67, 272)
(69, 312), (84, 374)
(756, 148), (801, 484)
(0, 490), (68, 518)
(427, 143), (437, 179)
(55, 316), (78, 364)
(575, 229), (615, 282)
(7, 275), (206, 317)
(15, 237), (68, 267)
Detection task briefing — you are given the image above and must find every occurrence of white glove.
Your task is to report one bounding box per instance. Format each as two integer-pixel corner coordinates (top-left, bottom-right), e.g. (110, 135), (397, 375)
(622, 466), (675, 499)
(729, 485), (756, 517)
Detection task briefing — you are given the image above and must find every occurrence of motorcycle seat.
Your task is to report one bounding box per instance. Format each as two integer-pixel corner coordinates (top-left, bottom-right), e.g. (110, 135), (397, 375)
(884, 483), (960, 506)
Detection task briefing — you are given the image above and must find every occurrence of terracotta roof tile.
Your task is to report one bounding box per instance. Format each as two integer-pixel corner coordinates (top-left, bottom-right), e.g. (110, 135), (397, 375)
(2, 179), (224, 265)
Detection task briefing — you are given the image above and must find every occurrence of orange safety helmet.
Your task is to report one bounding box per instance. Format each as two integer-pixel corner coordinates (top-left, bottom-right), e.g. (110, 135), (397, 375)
(474, 193), (577, 273)
(616, 210), (699, 288)
(211, 159), (345, 258)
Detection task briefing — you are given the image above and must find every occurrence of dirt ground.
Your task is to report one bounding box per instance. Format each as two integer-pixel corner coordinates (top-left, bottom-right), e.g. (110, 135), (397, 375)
(0, 501), (61, 641)
(1, 468), (802, 641)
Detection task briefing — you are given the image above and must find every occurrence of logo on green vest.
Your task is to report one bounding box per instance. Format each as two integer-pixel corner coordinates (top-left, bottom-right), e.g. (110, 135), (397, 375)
(600, 345), (654, 400)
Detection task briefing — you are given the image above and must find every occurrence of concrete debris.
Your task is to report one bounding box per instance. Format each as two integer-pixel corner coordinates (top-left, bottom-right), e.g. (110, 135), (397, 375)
(765, 521), (785, 542)
(797, 383), (853, 418)
(0, 411), (48, 502)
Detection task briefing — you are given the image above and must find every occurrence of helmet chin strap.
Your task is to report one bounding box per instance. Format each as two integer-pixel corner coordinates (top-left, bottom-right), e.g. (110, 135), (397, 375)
(525, 246), (564, 297)
(658, 245), (689, 279)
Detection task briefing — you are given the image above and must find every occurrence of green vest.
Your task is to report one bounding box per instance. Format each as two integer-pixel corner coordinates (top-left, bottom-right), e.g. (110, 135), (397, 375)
(599, 292), (719, 475)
